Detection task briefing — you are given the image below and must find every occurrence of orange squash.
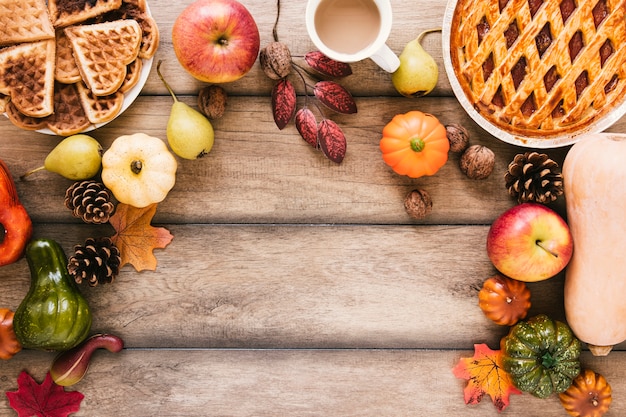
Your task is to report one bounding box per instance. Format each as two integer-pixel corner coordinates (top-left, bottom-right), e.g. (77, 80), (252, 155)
(0, 308), (21, 360)
(478, 274), (531, 326)
(380, 111), (449, 178)
(559, 369), (612, 417)
(563, 133), (626, 355)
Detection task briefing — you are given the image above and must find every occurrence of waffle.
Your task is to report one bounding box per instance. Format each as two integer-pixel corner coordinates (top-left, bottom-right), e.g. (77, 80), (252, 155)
(0, 39), (55, 118)
(136, 14), (159, 59)
(0, 0), (55, 46)
(123, 0), (146, 12)
(0, 94), (8, 113)
(46, 82), (91, 135)
(65, 19), (142, 96)
(5, 101), (49, 130)
(76, 81), (124, 124)
(48, 0), (123, 28)
(119, 59), (143, 93)
(96, 1), (159, 59)
(2, 0), (158, 135)
(54, 29), (82, 84)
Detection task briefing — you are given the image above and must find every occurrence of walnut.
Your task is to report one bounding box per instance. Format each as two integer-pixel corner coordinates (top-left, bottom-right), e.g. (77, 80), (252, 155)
(259, 41), (292, 80)
(198, 85), (227, 119)
(404, 189), (433, 219)
(445, 123), (470, 153)
(460, 144), (495, 180)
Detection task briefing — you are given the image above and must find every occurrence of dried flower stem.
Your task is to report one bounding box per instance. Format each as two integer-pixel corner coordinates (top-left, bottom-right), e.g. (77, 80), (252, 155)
(291, 61), (325, 82)
(273, 0), (281, 42)
(291, 64), (326, 117)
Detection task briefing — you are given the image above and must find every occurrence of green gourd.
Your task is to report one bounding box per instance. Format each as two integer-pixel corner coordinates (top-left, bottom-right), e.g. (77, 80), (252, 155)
(500, 314), (581, 399)
(13, 238), (92, 351)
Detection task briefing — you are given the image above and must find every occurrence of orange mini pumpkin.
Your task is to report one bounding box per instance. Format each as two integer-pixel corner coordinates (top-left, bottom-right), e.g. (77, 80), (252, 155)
(0, 308), (21, 360)
(380, 111), (449, 178)
(478, 274), (531, 326)
(559, 369), (612, 417)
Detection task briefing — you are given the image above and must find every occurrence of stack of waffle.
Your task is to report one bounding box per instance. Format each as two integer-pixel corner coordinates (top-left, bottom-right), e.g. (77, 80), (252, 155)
(0, 0), (159, 135)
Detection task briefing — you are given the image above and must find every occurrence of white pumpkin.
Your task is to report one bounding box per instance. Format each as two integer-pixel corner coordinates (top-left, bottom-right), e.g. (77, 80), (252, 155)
(101, 133), (177, 208)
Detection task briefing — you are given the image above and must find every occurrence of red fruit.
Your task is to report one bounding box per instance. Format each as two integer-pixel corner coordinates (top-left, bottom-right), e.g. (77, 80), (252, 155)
(172, 0), (261, 83)
(0, 159), (32, 266)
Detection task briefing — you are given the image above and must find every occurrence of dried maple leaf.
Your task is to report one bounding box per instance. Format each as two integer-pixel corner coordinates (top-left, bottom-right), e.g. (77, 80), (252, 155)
(313, 80), (357, 114)
(109, 203), (173, 272)
(6, 371), (84, 417)
(305, 51), (353, 77)
(271, 78), (297, 129)
(452, 343), (522, 412)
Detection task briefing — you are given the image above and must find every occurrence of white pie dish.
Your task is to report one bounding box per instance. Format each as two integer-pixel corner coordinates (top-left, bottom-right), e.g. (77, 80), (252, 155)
(441, 0), (626, 148)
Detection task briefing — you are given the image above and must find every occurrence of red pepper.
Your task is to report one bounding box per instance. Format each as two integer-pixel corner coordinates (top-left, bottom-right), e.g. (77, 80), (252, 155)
(0, 159), (32, 266)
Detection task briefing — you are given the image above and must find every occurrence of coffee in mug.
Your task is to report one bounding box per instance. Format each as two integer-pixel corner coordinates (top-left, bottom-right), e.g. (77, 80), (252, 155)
(313, 0), (381, 55)
(305, 0), (400, 73)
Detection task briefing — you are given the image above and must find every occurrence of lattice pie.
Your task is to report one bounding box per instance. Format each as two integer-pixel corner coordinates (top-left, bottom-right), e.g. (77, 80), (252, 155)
(448, 0), (626, 139)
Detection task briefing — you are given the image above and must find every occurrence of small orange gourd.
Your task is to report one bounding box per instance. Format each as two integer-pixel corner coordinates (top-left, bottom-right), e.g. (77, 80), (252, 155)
(380, 111), (449, 178)
(478, 274), (531, 326)
(0, 308), (22, 360)
(559, 369), (612, 417)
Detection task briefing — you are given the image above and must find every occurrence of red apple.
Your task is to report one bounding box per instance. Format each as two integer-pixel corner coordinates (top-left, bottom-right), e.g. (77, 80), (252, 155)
(486, 203), (573, 282)
(172, 0), (260, 83)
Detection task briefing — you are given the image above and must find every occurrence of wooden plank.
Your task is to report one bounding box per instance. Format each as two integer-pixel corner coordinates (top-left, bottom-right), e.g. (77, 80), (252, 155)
(1, 349), (623, 416)
(0, 223), (593, 351)
(2, 96), (582, 225)
(142, 0), (451, 97)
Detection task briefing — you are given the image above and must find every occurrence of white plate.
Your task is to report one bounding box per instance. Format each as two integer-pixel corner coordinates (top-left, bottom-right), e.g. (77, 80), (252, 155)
(441, 0), (626, 148)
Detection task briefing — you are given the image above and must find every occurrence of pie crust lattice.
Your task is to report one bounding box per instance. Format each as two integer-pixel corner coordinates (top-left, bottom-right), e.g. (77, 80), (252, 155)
(449, 0), (626, 139)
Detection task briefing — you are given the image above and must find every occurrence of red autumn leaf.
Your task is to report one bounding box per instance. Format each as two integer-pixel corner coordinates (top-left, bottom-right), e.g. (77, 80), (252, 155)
(314, 81), (357, 114)
(295, 108), (318, 148)
(305, 51), (353, 77)
(109, 203), (173, 272)
(271, 79), (297, 130)
(318, 119), (346, 163)
(6, 371), (84, 417)
(452, 343), (522, 412)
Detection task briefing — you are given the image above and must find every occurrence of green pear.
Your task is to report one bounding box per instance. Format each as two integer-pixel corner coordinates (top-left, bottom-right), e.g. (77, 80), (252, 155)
(391, 30), (440, 98)
(21, 134), (103, 180)
(157, 61), (214, 160)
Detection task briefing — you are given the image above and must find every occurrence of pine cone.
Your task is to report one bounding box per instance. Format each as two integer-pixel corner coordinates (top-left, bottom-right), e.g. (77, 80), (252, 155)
(505, 152), (564, 204)
(65, 180), (115, 224)
(68, 237), (121, 286)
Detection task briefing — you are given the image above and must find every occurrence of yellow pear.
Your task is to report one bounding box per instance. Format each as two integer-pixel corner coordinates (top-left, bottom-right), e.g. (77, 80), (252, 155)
(391, 29), (440, 98)
(21, 134), (102, 180)
(157, 61), (214, 160)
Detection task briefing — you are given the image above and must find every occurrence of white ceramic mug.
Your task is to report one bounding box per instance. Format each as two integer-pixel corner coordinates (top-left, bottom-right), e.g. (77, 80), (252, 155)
(305, 0), (400, 73)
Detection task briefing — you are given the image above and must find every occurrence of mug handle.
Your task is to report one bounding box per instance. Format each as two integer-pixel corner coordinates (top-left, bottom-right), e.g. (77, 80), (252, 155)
(370, 44), (400, 73)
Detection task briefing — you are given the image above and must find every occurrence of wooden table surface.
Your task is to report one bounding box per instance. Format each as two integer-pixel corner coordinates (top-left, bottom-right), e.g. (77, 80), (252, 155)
(1, 0), (625, 415)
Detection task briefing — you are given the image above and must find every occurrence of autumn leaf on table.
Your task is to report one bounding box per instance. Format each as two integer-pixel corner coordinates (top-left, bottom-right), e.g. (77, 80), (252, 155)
(318, 119), (346, 164)
(452, 343), (522, 412)
(109, 203), (173, 272)
(295, 108), (318, 148)
(313, 81), (357, 114)
(271, 78), (297, 130)
(304, 51), (353, 77)
(6, 371), (84, 417)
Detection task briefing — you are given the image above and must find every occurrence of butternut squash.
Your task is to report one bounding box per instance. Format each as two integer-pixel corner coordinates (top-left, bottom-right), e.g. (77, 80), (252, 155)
(563, 132), (626, 356)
